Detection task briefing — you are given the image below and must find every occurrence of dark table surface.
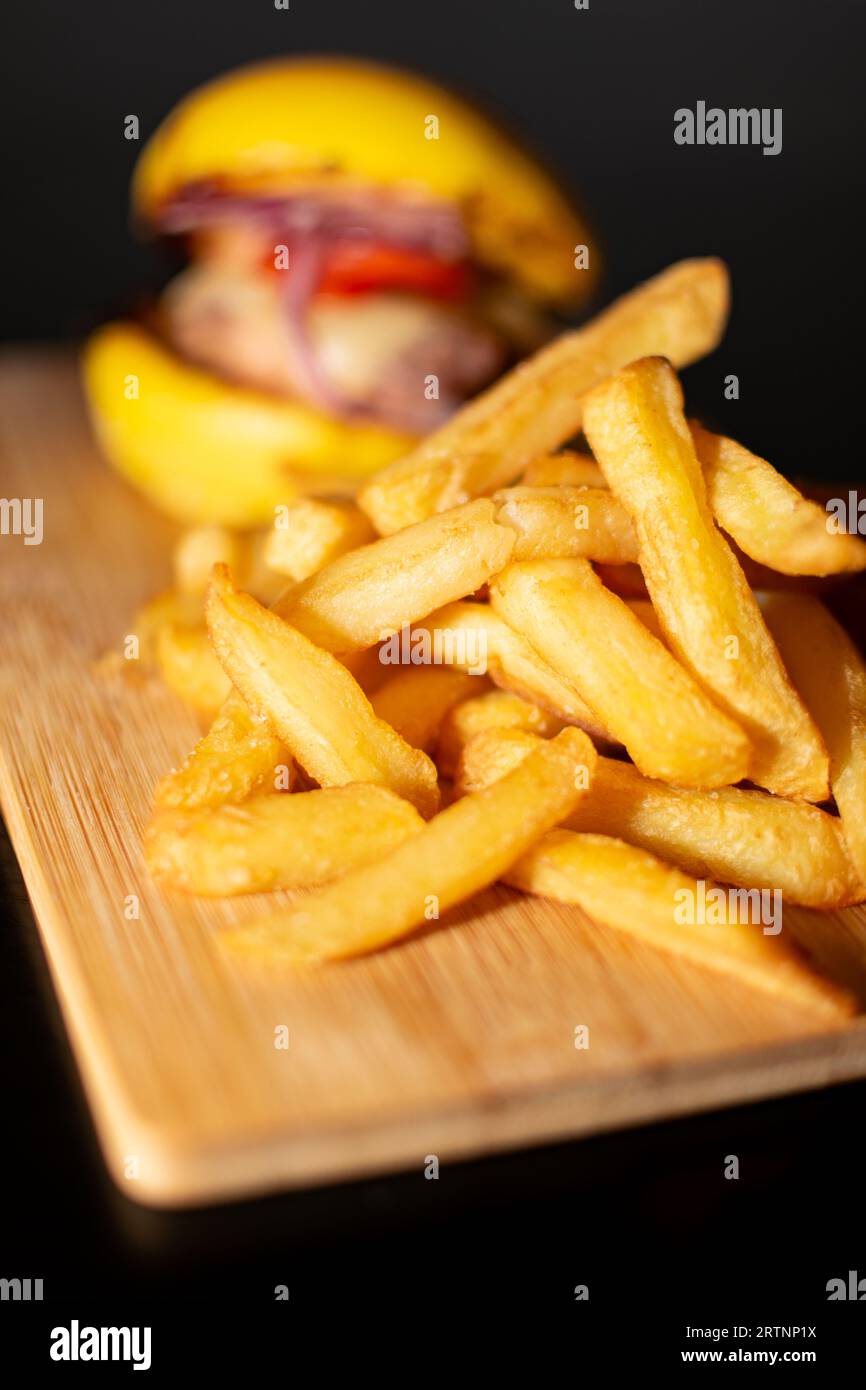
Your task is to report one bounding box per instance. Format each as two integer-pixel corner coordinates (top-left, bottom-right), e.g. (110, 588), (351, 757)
(3, 817), (866, 1364)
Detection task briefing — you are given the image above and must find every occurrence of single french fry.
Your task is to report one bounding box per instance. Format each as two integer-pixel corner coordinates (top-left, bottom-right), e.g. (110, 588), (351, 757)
(155, 623), (232, 720)
(583, 357), (829, 801)
(520, 452), (607, 489)
(762, 593), (866, 885)
(222, 727), (597, 964)
(145, 785), (424, 894)
(413, 601), (609, 736)
(691, 423), (866, 577)
(240, 531), (294, 606)
(174, 525), (243, 596)
(490, 558), (751, 788)
(154, 689), (290, 812)
(437, 689), (564, 779)
(457, 730), (863, 908)
(274, 498), (515, 652)
(359, 258), (730, 534)
(206, 567), (440, 817)
(370, 667), (482, 752)
(128, 589), (204, 665)
(263, 498), (375, 582)
(505, 831), (852, 1016)
(493, 486), (637, 564)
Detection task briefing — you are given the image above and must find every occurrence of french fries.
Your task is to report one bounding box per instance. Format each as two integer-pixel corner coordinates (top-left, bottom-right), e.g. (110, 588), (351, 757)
(128, 589), (203, 666)
(359, 258), (730, 534)
(155, 623), (232, 720)
(691, 423), (866, 577)
(520, 451), (607, 489)
(413, 600), (609, 735)
(156, 501), (512, 806)
(145, 785), (424, 894)
(493, 486), (637, 564)
(274, 498), (515, 652)
(206, 566), (440, 817)
(456, 729), (863, 909)
(263, 497), (375, 582)
(370, 667), (481, 752)
(174, 525), (244, 596)
(762, 594), (866, 885)
(583, 357), (829, 801)
(155, 690), (290, 812)
(437, 689), (564, 779)
(222, 727), (596, 964)
(131, 257), (863, 1016)
(505, 832), (853, 1016)
(490, 558), (751, 788)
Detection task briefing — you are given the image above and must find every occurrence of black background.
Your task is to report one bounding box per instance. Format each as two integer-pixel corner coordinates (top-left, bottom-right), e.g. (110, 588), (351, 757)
(2, 0), (864, 478)
(2, 0), (865, 1364)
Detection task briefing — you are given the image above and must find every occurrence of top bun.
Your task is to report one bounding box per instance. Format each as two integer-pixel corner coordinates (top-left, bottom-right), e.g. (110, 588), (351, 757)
(133, 57), (596, 306)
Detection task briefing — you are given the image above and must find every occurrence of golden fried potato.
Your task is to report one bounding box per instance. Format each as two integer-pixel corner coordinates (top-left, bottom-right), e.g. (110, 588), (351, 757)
(359, 259), (730, 534)
(155, 623), (232, 720)
(145, 785), (424, 894)
(763, 593), (866, 885)
(437, 689), (564, 779)
(493, 486), (637, 564)
(691, 423), (866, 577)
(370, 667), (481, 752)
(583, 357), (829, 801)
(274, 499), (515, 652)
(174, 525), (243, 596)
(153, 636), (375, 808)
(263, 498), (375, 582)
(222, 727), (596, 964)
(506, 831), (853, 1016)
(128, 588), (203, 666)
(520, 451), (607, 489)
(413, 600), (609, 736)
(154, 689), (290, 812)
(454, 726), (539, 794)
(457, 730), (863, 908)
(490, 558), (751, 788)
(206, 567), (440, 817)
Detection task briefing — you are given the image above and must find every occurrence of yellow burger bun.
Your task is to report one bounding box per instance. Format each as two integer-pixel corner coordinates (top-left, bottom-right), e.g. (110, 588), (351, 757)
(82, 323), (415, 526)
(133, 56), (595, 306)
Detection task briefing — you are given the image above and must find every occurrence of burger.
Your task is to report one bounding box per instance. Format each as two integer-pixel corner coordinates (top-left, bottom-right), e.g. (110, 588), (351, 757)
(83, 57), (596, 525)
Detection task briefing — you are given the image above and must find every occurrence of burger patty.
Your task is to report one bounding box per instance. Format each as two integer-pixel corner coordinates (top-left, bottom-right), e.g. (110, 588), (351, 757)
(161, 263), (507, 432)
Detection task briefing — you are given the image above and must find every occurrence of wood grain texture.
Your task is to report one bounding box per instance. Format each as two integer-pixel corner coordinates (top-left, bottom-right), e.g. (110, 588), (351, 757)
(2, 349), (866, 1208)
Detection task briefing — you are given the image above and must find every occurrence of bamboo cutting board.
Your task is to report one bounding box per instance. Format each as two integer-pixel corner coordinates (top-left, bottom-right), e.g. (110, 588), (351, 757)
(2, 348), (866, 1208)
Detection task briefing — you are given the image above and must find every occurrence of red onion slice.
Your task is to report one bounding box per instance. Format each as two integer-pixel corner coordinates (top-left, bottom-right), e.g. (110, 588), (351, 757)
(159, 185), (475, 425)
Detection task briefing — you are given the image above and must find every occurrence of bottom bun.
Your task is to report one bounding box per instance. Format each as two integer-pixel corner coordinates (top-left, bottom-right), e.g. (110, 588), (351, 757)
(81, 323), (415, 525)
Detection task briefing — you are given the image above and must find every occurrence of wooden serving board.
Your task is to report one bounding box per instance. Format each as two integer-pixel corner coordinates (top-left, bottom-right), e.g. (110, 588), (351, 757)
(3, 349), (866, 1208)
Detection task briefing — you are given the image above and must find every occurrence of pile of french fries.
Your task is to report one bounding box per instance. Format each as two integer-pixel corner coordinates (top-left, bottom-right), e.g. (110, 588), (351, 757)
(135, 258), (866, 1013)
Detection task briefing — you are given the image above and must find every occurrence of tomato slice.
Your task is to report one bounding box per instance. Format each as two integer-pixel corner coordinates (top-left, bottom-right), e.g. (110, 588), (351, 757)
(315, 241), (473, 299)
